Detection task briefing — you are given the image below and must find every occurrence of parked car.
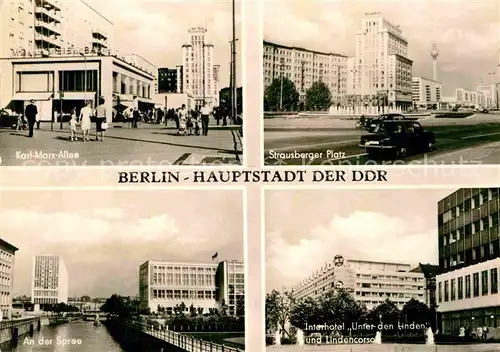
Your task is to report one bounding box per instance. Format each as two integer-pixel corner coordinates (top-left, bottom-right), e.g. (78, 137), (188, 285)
(481, 109), (489, 113)
(359, 120), (436, 158)
(366, 113), (405, 132)
(0, 109), (19, 128)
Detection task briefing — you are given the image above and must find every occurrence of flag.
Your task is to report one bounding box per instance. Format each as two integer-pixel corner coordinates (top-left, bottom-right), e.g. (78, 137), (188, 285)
(212, 252), (218, 260)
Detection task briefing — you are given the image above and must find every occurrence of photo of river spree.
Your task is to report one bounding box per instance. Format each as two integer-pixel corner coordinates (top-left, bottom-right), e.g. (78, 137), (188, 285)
(0, 189), (245, 351)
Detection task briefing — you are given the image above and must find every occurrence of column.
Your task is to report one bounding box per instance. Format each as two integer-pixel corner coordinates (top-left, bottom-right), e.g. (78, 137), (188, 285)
(100, 58), (114, 127)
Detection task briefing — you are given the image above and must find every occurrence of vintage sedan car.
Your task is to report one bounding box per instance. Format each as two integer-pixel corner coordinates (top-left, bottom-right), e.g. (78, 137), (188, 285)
(359, 120), (436, 158)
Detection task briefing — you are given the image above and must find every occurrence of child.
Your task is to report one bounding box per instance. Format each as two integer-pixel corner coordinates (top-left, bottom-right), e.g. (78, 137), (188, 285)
(69, 108), (77, 141)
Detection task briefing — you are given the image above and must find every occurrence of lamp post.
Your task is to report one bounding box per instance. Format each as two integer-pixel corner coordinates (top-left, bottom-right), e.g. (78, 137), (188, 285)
(279, 57), (284, 111)
(231, 0), (237, 124)
(80, 52), (87, 105)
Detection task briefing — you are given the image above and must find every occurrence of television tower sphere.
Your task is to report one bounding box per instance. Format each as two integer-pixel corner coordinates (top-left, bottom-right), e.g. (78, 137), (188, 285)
(431, 44), (439, 59)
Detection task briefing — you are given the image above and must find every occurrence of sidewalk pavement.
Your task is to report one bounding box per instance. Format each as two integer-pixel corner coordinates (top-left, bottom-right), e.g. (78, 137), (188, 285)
(0, 124), (242, 166)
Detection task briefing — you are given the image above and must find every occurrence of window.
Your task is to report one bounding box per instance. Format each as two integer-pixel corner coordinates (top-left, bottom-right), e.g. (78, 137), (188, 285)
(444, 280), (449, 302)
(458, 277), (463, 299)
(473, 273), (479, 297)
(451, 279), (456, 301)
(491, 268), (498, 294)
(482, 270), (489, 295)
(465, 275), (471, 298)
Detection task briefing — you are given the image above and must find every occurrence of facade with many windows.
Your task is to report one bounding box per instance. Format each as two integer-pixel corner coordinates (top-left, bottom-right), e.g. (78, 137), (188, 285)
(263, 40), (348, 107)
(291, 255), (425, 310)
(436, 188), (500, 334)
(31, 255), (68, 305)
(0, 239), (18, 319)
(412, 76), (442, 108)
(139, 260), (245, 316)
(182, 27), (220, 108)
(157, 66), (183, 94)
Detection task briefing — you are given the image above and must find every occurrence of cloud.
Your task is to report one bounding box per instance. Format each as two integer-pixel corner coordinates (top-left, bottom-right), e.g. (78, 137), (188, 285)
(266, 211), (437, 291)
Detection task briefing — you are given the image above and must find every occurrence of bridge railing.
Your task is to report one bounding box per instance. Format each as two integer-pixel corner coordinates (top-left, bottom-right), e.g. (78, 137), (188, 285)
(126, 320), (243, 352)
(0, 317), (39, 329)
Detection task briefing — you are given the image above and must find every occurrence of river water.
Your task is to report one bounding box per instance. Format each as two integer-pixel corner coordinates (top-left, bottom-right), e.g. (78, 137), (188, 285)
(2, 321), (134, 352)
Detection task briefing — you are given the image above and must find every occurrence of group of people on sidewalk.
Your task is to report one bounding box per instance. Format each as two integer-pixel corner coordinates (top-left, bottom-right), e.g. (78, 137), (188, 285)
(174, 102), (213, 136)
(21, 98), (108, 142)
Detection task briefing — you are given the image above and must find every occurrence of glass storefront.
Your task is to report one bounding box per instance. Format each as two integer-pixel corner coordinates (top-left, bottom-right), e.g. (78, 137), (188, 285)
(442, 306), (500, 334)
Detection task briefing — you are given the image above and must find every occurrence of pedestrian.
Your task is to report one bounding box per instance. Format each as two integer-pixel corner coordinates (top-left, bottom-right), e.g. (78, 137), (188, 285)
(16, 112), (25, 131)
(200, 101), (211, 136)
(173, 108), (179, 130)
(79, 101), (92, 141)
(133, 108), (140, 128)
(94, 97), (107, 141)
(69, 108), (77, 141)
(178, 105), (187, 135)
(24, 99), (38, 137)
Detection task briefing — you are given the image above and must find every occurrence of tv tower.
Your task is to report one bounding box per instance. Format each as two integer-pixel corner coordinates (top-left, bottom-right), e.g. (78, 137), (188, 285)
(431, 43), (439, 81)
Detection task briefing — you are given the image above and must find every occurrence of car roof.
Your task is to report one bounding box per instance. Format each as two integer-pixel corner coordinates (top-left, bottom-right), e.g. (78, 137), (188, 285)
(378, 113), (405, 117)
(377, 120), (417, 124)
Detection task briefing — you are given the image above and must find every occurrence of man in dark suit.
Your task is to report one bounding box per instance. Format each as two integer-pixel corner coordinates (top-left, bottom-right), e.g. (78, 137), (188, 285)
(25, 99), (38, 137)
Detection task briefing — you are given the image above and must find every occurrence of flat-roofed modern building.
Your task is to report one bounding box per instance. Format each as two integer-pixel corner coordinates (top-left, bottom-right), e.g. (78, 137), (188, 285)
(412, 77), (442, 109)
(0, 239), (18, 319)
(31, 255), (68, 305)
(139, 260), (218, 315)
(291, 255), (425, 310)
(0, 51), (155, 123)
(436, 188), (500, 334)
(215, 260), (244, 317)
(263, 40), (348, 107)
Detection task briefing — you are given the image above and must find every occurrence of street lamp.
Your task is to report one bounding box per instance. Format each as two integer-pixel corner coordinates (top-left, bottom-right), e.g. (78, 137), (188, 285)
(80, 52), (87, 105)
(279, 57), (284, 111)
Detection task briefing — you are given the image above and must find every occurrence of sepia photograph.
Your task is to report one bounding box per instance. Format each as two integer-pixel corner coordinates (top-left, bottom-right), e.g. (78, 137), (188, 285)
(0, 0), (243, 166)
(263, 0), (500, 166)
(265, 188), (500, 351)
(0, 189), (245, 351)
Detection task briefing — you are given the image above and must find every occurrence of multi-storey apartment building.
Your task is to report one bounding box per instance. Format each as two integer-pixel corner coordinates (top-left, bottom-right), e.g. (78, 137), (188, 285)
(182, 27), (220, 109)
(352, 13), (413, 110)
(215, 260), (245, 317)
(263, 41), (348, 106)
(291, 255), (425, 310)
(31, 255), (68, 306)
(0, 239), (18, 319)
(139, 259), (245, 316)
(436, 188), (500, 334)
(476, 84), (497, 108)
(455, 88), (492, 109)
(158, 66), (183, 94)
(412, 77), (442, 109)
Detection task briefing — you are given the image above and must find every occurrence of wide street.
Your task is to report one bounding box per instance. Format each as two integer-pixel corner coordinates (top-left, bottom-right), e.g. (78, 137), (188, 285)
(0, 123), (242, 166)
(267, 343), (500, 352)
(264, 113), (500, 166)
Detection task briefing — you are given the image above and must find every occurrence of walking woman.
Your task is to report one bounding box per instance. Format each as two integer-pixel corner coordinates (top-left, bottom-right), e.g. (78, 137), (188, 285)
(94, 97), (107, 141)
(79, 101), (92, 141)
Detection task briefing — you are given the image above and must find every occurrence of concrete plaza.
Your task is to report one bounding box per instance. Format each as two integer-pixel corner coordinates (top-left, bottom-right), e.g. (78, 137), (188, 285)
(267, 343), (500, 352)
(0, 123), (242, 166)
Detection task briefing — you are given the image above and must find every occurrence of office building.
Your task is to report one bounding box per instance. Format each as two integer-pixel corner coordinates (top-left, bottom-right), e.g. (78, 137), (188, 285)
(182, 27), (220, 109)
(215, 260), (245, 317)
(263, 40), (348, 106)
(139, 259), (245, 316)
(32, 255), (68, 305)
(0, 51), (155, 122)
(0, 239), (18, 320)
(436, 188), (500, 334)
(291, 255), (425, 310)
(158, 66), (183, 94)
(139, 260), (218, 315)
(351, 13), (413, 110)
(412, 77), (442, 109)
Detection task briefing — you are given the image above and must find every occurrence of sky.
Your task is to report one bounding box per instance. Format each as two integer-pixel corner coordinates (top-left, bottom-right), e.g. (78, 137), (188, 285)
(1, 189), (243, 298)
(265, 188), (457, 292)
(264, 0), (500, 96)
(84, 0), (242, 88)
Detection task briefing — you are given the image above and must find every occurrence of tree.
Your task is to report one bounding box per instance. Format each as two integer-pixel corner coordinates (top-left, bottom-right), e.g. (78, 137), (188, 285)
(219, 299), (228, 316)
(317, 288), (367, 331)
(81, 295), (91, 302)
(264, 77), (299, 111)
(306, 81), (332, 111)
(400, 299), (431, 326)
(290, 296), (319, 330)
(197, 307), (204, 316)
(266, 290), (294, 337)
(368, 299), (400, 327)
(189, 304), (197, 317)
(236, 296), (245, 317)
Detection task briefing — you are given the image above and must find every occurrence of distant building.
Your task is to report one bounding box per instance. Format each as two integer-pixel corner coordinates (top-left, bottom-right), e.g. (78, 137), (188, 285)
(412, 77), (442, 109)
(31, 255), (68, 305)
(0, 239), (18, 319)
(436, 188), (500, 334)
(455, 88), (492, 109)
(215, 260), (244, 316)
(263, 40), (348, 106)
(476, 84), (497, 108)
(182, 27), (220, 109)
(291, 255), (426, 310)
(410, 263), (440, 308)
(158, 66), (183, 94)
(139, 259), (245, 316)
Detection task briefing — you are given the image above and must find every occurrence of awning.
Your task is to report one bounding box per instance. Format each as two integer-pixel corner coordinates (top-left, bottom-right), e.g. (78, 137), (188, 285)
(58, 92), (96, 100)
(12, 92), (53, 101)
(135, 97), (154, 104)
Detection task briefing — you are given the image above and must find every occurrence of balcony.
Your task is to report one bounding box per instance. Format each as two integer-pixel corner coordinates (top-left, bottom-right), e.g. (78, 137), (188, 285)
(35, 33), (61, 49)
(92, 30), (108, 41)
(34, 7), (61, 23)
(92, 37), (108, 48)
(35, 20), (60, 35)
(36, 0), (61, 11)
